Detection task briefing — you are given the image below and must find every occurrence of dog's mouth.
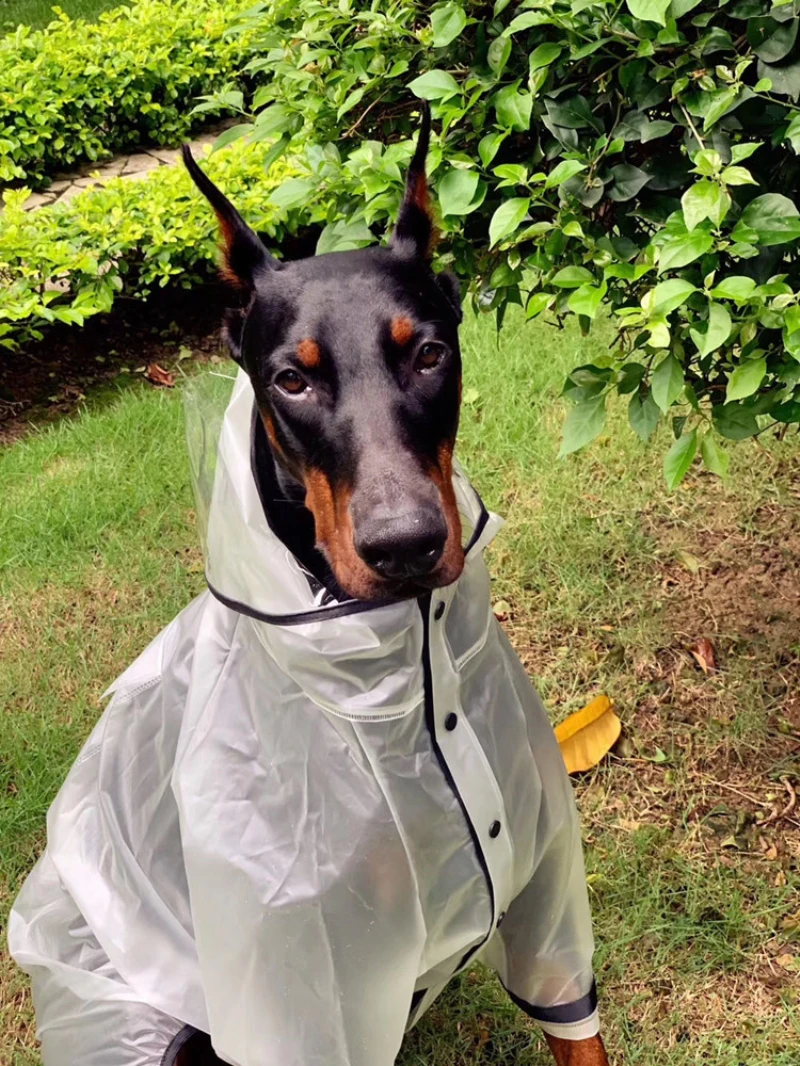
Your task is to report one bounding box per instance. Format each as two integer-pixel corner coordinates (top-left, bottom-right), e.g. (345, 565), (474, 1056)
(357, 551), (466, 603)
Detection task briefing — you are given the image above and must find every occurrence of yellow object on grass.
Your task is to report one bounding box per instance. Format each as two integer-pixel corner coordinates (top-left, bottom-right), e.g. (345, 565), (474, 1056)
(555, 695), (621, 774)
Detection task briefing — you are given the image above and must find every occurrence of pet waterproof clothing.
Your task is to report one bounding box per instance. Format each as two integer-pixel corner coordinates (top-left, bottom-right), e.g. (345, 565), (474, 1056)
(9, 370), (600, 1066)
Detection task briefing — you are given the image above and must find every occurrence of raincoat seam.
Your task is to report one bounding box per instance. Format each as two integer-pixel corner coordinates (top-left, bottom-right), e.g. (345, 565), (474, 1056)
(418, 594), (497, 972)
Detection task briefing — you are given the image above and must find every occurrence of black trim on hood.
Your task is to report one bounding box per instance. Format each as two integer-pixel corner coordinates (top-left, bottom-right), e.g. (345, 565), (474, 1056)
(206, 577), (393, 627)
(205, 495), (489, 628)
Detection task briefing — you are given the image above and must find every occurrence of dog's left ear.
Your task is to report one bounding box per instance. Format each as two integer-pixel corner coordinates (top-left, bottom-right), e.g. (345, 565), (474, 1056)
(390, 103), (435, 261)
(182, 145), (280, 291)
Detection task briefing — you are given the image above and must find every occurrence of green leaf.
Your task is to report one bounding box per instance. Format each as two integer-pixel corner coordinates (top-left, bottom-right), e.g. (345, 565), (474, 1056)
(431, 3), (468, 47)
(720, 165), (758, 186)
(629, 389), (661, 441)
(626, 0), (671, 25)
(747, 16), (798, 63)
(269, 178), (316, 209)
(337, 87), (366, 120)
(494, 85), (533, 131)
(785, 114), (800, 154)
(545, 95), (597, 130)
(552, 266), (595, 288)
(690, 302), (732, 356)
(607, 164), (651, 201)
(726, 356), (767, 401)
(713, 402), (760, 439)
(489, 197), (530, 246)
(559, 393), (607, 456)
(681, 180), (729, 230)
(528, 43), (563, 71)
(210, 123), (254, 154)
(703, 87), (739, 132)
(568, 281), (607, 318)
(651, 278), (697, 315)
(438, 168), (481, 216)
(526, 291), (555, 318)
(658, 229), (714, 271)
(651, 352), (685, 412)
(544, 159), (587, 189)
(505, 11), (549, 34)
(733, 193), (800, 246)
(479, 132), (506, 167)
(700, 432), (730, 478)
(488, 35), (512, 75)
(316, 219), (374, 255)
(756, 58), (800, 98)
(692, 149), (723, 177)
(730, 142), (762, 164)
(618, 363), (647, 395)
(641, 119), (675, 143)
(253, 104), (295, 136)
(409, 70), (461, 100)
(664, 428), (699, 490)
(709, 275), (756, 301)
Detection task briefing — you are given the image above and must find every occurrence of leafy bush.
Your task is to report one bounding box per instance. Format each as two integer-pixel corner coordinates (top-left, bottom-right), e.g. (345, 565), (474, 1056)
(0, 0), (258, 189)
(209, 0), (800, 485)
(0, 141), (295, 349)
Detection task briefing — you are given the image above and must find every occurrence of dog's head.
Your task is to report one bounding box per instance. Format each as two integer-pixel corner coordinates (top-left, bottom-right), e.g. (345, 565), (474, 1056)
(184, 107), (464, 602)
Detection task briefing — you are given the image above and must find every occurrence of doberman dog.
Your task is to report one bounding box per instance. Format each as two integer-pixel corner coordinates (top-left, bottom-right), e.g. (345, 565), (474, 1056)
(180, 106), (611, 1066)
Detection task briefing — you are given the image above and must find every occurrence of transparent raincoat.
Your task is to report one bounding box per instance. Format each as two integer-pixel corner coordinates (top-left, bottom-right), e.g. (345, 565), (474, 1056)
(9, 370), (599, 1066)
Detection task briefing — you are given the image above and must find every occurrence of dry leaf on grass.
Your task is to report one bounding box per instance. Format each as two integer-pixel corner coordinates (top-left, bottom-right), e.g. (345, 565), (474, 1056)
(555, 694), (622, 774)
(145, 363), (175, 387)
(691, 637), (716, 674)
(492, 599), (511, 622)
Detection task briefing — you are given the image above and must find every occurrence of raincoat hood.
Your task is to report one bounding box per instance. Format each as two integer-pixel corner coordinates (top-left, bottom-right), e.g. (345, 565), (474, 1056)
(10, 369), (600, 1066)
(184, 369), (501, 720)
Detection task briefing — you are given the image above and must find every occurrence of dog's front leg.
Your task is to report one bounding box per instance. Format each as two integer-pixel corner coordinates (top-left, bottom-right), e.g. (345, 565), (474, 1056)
(545, 1032), (610, 1066)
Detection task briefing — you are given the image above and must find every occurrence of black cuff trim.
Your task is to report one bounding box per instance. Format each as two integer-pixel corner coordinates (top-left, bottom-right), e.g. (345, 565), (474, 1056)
(503, 979), (597, 1024)
(161, 1025), (198, 1066)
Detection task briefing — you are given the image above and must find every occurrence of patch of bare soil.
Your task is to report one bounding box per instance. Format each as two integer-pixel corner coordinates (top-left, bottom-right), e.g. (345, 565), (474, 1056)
(0, 282), (231, 444)
(660, 494), (800, 658)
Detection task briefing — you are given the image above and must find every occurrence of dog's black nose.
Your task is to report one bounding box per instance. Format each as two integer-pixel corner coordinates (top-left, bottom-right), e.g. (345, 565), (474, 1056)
(356, 513), (447, 581)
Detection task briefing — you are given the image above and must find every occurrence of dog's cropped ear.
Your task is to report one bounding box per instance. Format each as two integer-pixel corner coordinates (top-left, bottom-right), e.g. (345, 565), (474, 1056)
(435, 270), (463, 323)
(390, 102), (435, 261)
(182, 145), (280, 291)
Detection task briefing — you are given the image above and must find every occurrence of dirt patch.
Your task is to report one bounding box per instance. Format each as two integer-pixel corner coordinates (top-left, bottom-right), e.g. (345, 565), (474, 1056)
(654, 469), (800, 659)
(0, 282), (231, 444)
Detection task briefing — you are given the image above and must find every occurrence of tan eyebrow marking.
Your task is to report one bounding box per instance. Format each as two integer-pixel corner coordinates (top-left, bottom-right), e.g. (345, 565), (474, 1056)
(390, 316), (415, 346)
(296, 338), (321, 368)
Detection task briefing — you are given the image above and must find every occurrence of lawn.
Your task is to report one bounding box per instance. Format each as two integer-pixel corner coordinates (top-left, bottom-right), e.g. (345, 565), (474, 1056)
(1, 308), (799, 1065)
(0, 0), (117, 30)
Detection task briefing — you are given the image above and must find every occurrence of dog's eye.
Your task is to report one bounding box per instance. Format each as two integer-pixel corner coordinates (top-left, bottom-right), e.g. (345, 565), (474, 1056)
(275, 370), (310, 396)
(415, 343), (445, 373)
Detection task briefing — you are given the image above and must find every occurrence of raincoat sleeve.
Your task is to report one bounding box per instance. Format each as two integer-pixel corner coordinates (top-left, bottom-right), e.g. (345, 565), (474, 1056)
(484, 722), (599, 1042)
(8, 853), (187, 1066)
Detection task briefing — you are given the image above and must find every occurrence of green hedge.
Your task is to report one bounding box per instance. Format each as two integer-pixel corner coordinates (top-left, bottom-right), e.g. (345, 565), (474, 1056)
(199, 0), (800, 486)
(0, 0), (257, 189)
(0, 141), (296, 350)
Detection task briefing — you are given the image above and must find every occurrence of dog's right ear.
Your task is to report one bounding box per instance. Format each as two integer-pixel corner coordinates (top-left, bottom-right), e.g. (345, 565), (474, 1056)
(390, 102), (434, 261)
(182, 145), (280, 292)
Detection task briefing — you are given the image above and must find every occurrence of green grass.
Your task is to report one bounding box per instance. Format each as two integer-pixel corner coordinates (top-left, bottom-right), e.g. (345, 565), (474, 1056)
(2, 310), (799, 1065)
(0, 0), (118, 31)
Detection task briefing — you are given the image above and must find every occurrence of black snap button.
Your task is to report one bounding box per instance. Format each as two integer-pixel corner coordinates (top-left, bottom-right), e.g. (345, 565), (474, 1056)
(489, 820), (501, 839)
(445, 712), (458, 731)
(497, 911), (506, 927)
(434, 601), (445, 621)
